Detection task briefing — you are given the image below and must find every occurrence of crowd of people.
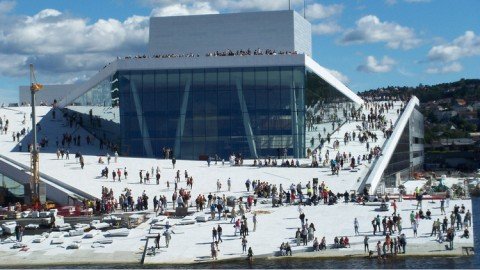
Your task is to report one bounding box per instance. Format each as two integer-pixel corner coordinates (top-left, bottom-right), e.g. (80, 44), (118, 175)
(205, 48), (298, 57)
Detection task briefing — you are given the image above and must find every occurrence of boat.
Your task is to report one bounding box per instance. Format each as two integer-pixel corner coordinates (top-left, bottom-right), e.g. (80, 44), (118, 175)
(21, 211), (31, 218)
(69, 229), (84, 237)
(84, 229), (100, 238)
(54, 223), (72, 231)
(179, 216), (196, 225)
(95, 239), (113, 244)
(102, 215), (122, 223)
(195, 215), (209, 222)
(90, 220), (111, 229)
(150, 216), (167, 224)
(50, 232), (65, 245)
(1, 221), (17, 234)
(74, 223), (90, 231)
(51, 238), (64, 245)
(12, 243), (27, 249)
(105, 228), (130, 237)
(25, 224), (40, 230)
(32, 233), (49, 243)
(129, 214), (144, 226)
(67, 241), (81, 249)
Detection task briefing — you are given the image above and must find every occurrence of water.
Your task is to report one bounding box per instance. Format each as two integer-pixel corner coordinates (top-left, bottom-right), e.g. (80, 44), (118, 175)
(5, 198), (480, 269)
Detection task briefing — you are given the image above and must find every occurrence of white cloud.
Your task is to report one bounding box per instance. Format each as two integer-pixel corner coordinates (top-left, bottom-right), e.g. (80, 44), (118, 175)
(0, 0), (15, 14)
(0, 9), (149, 78)
(144, 0), (303, 12)
(326, 68), (350, 84)
(312, 22), (342, 35)
(385, 0), (397, 5)
(151, 2), (219, 17)
(0, 53), (28, 76)
(426, 62), (463, 74)
(427, 31), (480, 62)
(357, 56), (396, 73)
(340, 15), (421, 50)
(305, 3), (343, 20)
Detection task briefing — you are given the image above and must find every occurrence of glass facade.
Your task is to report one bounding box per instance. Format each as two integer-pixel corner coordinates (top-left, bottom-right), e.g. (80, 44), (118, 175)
(117, 67), (305, 159)
(305, 68), (361, 150)
(64, 73), (121, 148)
(382, 106), (425, 188)
(64, 65), (361, 160)
(0, 172), (25, 205)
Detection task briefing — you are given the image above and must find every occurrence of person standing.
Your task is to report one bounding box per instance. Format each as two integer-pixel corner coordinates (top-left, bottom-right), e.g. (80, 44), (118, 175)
(172, 157), (176, 169)
(15, 224), (21, 242)
(247, 247), (253, 262)
(155, 233), (161, 249)
(364, 235), (369, 252)
(211, 242), (217, 260)
(440, 199), (446, 215)
(354, 217), (359, 235)
(164, 229), (172, 248)
(242, 236), (248, 253)
(212, 227), (218, 242)
(227, 178), (231, 192)
(376, 241), (382, 260)
(253, 213), (257, 232)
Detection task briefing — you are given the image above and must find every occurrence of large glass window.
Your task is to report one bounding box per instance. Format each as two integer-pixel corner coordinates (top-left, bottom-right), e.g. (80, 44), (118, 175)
(64, 72), (121, 152)
(70, 66), (360, 160)
(304, 68), (361, 154)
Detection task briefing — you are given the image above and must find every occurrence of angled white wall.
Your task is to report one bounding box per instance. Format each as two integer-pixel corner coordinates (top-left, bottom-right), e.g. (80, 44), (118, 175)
(305, 56), (364, 105)
(364, 96), (420, 194)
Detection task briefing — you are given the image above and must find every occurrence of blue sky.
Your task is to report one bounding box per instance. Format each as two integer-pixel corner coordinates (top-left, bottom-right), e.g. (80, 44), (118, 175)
(0, 0), (479, 103)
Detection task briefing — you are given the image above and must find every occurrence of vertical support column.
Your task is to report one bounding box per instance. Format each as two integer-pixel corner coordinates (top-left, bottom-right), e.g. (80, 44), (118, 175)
(235, 80), (258, 159)
(290, 84), (298, 158)
(130, 81), (154, 157)
(174, 79), (191, 157)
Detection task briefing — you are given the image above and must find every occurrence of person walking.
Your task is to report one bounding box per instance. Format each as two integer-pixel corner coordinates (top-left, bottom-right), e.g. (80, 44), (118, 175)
(172, 157), (176, 169)
(354, 217), (359, 235)
(227, 178), (231, 192)
(253, 213), (257, 232)
(217, 225), (223, 243)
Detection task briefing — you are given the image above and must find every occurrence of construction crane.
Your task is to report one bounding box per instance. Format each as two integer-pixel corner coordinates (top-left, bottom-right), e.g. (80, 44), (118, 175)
(29, 64), (43, 209)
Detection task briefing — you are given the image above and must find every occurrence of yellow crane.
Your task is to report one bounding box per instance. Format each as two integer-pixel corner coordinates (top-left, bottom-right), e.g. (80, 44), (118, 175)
(29, 64), (43, 208)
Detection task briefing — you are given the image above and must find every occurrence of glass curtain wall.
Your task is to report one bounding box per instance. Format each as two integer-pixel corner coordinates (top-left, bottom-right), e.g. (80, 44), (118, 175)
(64, 73), (120, 148)
(305, 68), (361, 151)
(118, 66), (305, 159)
(0, 172), (25, 205)
(382, 124), (411, 187)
